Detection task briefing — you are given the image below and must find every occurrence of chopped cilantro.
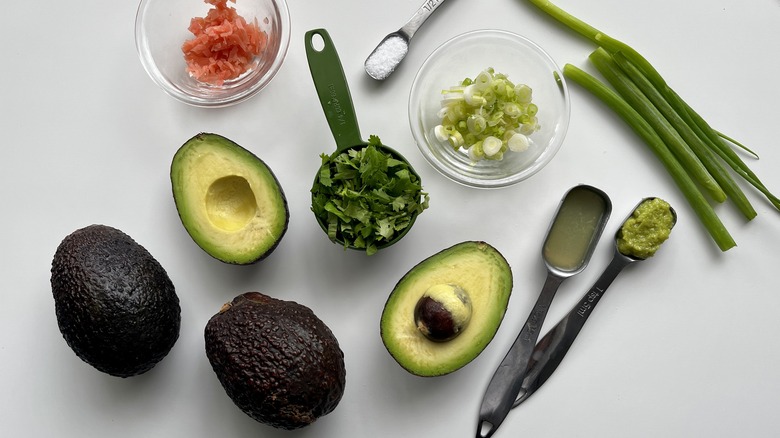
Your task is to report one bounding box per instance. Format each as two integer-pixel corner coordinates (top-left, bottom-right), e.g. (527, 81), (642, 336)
(311, 136), (429, 255)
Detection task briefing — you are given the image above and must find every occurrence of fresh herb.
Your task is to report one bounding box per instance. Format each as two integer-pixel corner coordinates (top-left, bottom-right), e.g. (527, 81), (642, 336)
(311, 135), (429, 255)
(527, 0), (780, 251)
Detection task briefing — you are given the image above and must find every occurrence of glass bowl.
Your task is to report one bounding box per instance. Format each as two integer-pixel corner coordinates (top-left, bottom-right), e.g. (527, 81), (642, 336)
(135, 0), (290, 107)
(409, 30), (570, 188)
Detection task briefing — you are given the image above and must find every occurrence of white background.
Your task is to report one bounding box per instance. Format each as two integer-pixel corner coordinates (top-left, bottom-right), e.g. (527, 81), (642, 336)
(2, 0), (779, 437)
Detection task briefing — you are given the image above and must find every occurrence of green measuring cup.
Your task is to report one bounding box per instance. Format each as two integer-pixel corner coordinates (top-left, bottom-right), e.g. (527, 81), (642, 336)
(305, 28), (425, 253)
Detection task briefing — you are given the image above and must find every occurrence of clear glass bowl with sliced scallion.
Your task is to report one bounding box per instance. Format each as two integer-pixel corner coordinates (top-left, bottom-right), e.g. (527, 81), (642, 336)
(409, 30), (571, 188)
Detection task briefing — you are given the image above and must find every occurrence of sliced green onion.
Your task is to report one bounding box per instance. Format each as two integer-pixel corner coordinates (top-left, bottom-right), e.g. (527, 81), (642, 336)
(515, 84), (533, 103)
(467, 115), (487, 134)
(468, 142), (485, 161)
(483, 136), (503, 157)
(433, 68), (541, 162)
(474, 70), (493, 91)
(433, 125), (449, 142)
(507, 132), (530, 152)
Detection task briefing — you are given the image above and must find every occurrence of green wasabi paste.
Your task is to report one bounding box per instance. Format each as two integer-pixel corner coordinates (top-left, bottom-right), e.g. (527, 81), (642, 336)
(617, 198), (675, 259)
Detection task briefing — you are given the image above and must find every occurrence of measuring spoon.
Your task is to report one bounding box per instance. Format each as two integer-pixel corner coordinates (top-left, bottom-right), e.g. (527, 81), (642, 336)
(513, 197), (677, 407)
(476, 184), (612, 438)
(364, 0), (450, 80)
(305, 29), (423, 250)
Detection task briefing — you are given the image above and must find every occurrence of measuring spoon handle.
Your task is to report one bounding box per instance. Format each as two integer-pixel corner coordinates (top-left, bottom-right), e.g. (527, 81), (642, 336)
(476, 272), (564, 438)
(513, 252), (634, 407)
(400, 0), (449, 39)
(304, 29), (363, 152)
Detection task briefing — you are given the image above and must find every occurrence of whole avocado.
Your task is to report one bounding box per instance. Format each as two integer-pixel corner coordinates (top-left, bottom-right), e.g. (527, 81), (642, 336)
(205, 292), (346, 430)
(51, 224), (181, 377)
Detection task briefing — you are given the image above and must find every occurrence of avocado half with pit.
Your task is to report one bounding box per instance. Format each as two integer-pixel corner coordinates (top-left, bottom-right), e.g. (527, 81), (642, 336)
(171, 133), (289, 264)
(380, 241), (513, 377)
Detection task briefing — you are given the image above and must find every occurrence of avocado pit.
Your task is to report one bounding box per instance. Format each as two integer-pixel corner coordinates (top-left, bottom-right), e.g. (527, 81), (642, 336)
(414, 283), (472, 342)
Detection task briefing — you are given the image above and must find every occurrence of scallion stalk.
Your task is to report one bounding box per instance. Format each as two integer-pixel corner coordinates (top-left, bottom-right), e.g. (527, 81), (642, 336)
(562, 64), (736, 251)
(675, 92), (780, 209)
(588, 48), (726, 204)
(611, 51), (757, 220)
(526, 0), (780, 251)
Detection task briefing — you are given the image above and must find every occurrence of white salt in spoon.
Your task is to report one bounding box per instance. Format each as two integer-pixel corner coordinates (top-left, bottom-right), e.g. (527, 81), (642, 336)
(364, 0), (450, 80)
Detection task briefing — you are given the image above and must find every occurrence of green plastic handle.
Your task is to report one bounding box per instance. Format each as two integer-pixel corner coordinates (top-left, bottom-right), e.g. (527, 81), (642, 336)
(304, 29), (364, 153)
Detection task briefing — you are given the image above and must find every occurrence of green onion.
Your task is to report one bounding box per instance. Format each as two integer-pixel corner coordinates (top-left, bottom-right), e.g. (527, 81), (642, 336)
(526, 0), (780, 251)
(677, 93), (780, 209)
(562, 64), (735, 251)
(588, 48), (726, 204)
(610, 51), (756, 220)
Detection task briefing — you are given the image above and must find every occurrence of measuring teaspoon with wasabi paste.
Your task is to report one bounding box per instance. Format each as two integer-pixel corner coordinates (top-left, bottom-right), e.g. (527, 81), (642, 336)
(513, 197), (677, 408)
(476, 184), (611, 438)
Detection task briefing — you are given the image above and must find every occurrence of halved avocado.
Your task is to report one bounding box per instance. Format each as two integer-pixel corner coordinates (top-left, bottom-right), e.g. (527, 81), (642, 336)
(171, 133), (289, 264)
(380, 241), (513, 376)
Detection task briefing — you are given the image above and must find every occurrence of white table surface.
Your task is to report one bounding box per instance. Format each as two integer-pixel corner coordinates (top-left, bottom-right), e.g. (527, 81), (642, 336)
(3, 0), (779, 437)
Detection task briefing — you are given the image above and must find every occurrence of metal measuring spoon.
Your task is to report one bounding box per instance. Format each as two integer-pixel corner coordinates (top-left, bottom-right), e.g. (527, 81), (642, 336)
(305, 29), (423, 251)
(364, 0), (450, 80)
(476, 185), (612, 438)
(513, 197), (677, 408)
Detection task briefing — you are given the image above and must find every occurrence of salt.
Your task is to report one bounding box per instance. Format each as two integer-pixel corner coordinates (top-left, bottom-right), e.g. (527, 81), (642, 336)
(365, 35), (409, 80)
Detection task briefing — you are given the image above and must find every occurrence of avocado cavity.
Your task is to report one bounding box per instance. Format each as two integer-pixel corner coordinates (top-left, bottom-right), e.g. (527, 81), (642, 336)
(205, 175), (258, 231)
(171, 133), (289, 264)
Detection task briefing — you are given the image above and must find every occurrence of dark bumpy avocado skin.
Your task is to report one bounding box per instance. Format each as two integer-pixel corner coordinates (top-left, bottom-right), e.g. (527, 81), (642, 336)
(51, 225), (181, 377)
(205, 292), (346, 430)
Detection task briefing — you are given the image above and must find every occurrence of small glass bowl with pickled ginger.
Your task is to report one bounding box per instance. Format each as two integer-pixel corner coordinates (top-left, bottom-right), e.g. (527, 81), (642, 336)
(409, 30), (571, 188)
(135, 0), (290, 107)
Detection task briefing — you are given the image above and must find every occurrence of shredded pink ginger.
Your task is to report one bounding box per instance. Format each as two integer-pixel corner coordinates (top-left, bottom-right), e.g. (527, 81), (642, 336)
(182, 0), (268, 85)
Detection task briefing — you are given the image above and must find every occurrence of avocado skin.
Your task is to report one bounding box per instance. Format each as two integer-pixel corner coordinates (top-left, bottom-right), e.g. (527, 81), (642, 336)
(51, 225), (181, 378)
(205, 292), (346, 430)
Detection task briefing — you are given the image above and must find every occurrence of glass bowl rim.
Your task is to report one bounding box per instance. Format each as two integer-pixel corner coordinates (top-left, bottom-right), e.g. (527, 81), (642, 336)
(408, 28), (571, 189)
(134, 0), (291, 108)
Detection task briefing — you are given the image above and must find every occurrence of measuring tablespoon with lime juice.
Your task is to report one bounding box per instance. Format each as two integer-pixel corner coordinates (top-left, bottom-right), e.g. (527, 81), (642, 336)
(476, 184), (612, 438)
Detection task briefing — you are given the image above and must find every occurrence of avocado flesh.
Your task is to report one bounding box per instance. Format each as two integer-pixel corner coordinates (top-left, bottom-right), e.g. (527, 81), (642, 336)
(171, 133), (289, 264)
(50, 224), (181, 377)
(205, 292), (346, 430)
(381, 241), (513, 377)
